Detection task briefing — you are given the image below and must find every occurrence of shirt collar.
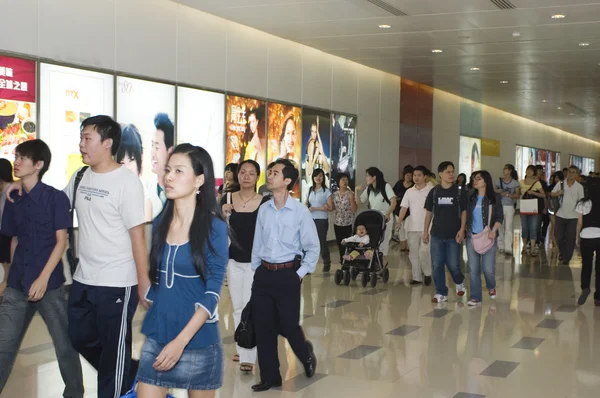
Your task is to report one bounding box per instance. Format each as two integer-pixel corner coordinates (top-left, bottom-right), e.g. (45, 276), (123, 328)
(24, 181), (44, 204)
(268, 194), (296, 211)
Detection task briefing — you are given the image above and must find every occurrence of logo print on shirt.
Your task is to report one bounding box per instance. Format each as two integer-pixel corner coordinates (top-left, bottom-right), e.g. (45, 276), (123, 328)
(116, 298), (123, 304)
(438, 197), (454, 205)
(79, 185), (110, 201)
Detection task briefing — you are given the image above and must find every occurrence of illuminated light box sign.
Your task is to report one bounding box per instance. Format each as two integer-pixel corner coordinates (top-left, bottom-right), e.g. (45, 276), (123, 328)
(268, 102), (302, 199)
(331, 113), (357, 192)
(459, 136), (481, 177)
(301, 108), (331, 203)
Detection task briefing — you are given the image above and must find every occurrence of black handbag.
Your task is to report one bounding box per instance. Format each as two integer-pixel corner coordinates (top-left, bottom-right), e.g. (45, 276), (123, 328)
(234, 302), (256, 349)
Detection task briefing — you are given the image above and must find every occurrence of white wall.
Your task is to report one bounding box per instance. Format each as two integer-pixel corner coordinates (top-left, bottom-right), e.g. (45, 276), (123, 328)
(432, 89), (600, 180)
(0, 0), (401, 183)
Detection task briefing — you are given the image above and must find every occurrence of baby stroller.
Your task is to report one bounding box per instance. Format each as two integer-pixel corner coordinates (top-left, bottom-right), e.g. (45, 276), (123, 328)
(334, 209), (390, 288)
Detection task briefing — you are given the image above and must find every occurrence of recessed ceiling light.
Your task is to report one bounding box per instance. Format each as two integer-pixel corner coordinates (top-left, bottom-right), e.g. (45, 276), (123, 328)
(551, 14), (566, 19)
(542, 100), (548, 102)
(500, 80), (508, 84)
(431, 49), (443, 53)
(557, 107), (562, 110)
(470, 67), (480, 71)
(378, 24), (391, 29)
(579, 42), (590, 47)
(570, 112), (575, 115)
(512, 31), (521, 37)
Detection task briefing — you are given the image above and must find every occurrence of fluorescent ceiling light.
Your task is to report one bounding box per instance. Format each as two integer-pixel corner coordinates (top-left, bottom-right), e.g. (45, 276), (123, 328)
(470, 67), (480, 71)
(542, 100), (548, 102)
(431, 49), (443, 53)
(579, 42), (590, 47)
(557, 107), (562, 110)
(378, 24), (391, 29)
(551, 14), (566, 19)
(500, 80), (508, 84)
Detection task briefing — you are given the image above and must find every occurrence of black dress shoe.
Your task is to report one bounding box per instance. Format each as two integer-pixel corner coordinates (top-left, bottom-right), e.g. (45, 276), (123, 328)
(251, 380), (282, 392)
(304, 340), (317, 378)
(409, 280), (422, 286)
(424, 276), (432, 286)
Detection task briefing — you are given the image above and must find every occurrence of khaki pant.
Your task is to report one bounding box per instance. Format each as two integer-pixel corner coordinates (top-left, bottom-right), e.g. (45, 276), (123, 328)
(407, 231), (432, 282)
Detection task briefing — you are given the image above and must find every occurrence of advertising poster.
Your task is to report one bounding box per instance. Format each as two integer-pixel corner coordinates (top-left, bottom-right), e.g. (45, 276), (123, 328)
(331, 113), (357, 191)
(301, 108), (331, 203)
(178, 87), (225, 191)
(0, 56), (36, 163)
(40, 64), (114, 190)
(516, 145), (560, 181)
(267, 102), (302, 198)
(225, 95), (267, 187)
(117, 76), (175, 222)
(458, 136), (481, 177)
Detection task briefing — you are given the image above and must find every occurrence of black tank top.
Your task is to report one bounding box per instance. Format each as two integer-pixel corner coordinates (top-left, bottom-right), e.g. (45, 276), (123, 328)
(582, 200), (600, 230)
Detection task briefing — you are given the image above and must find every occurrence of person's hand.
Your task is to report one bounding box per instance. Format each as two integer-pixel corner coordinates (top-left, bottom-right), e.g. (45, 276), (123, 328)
(385, 213), (391, 222)
(422, 231), (430, 244)
(557, 190), (564, 196)
(356, 185), (364, 192)
(488, 230), (497, 240)
(28, 274), (50, 302)
(138, 276), (152, 310)
(577, 237), (581, 248)
(358, 243), (365, 247)
(222, 204), (233, 217)
(5, 181), (23, 203)
(153, 337), (186, 372)
(341, 239), (346, 244)
(456, 229), (465, 244)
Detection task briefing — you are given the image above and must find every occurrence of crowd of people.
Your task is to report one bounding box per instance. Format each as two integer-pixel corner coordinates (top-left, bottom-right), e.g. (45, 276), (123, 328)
(0, 114), (598, 397)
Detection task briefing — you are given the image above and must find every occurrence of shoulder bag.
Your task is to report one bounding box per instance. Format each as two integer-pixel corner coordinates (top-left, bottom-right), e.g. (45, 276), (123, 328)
(66, 166), (89, 277)
(519, 182), (539, 215)
(549, 181), (564, 214)
(471, 204), (495, 254)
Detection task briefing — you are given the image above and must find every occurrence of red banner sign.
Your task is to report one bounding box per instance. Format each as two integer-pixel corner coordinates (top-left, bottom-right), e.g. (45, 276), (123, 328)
(0, 55), (36, 103)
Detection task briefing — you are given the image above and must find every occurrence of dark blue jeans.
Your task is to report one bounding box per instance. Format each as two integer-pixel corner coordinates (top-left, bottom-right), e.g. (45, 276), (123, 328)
(0, 286), (84, 397)
(430, 236), (464, 296)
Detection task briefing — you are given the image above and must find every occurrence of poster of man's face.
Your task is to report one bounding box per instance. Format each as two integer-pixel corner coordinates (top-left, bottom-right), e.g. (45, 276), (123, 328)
(331, 113), (357, 191)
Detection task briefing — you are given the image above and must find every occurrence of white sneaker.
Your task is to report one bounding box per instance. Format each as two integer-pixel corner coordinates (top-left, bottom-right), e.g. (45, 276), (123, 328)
(431, 294), (448, 303)
(456, 283), (467, 297)
(467, 299), (481, 306)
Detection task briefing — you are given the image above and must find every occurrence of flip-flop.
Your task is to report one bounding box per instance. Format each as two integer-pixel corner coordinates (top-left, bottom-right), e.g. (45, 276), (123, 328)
(240, 363), (254, 372)
(232, 354), (240, 362)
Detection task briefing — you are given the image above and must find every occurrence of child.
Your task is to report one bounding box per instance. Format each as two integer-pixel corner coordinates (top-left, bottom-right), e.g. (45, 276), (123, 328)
(342, 225), (373, 260)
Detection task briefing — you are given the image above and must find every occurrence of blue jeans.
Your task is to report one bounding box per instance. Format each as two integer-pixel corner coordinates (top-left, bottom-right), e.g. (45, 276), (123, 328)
(430, 236), (464, 296)
(0, 286), (84, 397)
(520, 215), (538, 242)
(466, 239), (497, 301)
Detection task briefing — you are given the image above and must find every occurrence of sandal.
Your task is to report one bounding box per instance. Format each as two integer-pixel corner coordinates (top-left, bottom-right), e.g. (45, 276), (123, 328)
(240, 363), (254, 372)
(232, 354), (240, 362)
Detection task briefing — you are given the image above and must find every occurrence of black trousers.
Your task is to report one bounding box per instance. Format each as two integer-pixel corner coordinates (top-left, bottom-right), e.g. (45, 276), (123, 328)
(581, 237), (600, 299)
(252, 266), (309, 383)
(67, 282), (138, 398)
(314, 219), (331, 267)
(537, 213), (550, 243)
(555, 217), (578, 263)
(334, 224), (353, 263)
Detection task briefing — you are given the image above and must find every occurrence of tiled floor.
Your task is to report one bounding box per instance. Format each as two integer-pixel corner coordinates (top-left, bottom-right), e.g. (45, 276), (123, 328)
(3, 229), (600, 398)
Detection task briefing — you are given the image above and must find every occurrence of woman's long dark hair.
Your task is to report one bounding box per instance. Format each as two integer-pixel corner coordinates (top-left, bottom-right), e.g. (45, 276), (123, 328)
(365, 167), (386, 194)
(505, 164), (518, 181)
(578, 177), (600, 207)
(150, 144), (225, 284)
(456, 173), (467, 187)
(0, 159), (14, 184)
(472, 170), (496, 204)
(311, 168), (327, 190)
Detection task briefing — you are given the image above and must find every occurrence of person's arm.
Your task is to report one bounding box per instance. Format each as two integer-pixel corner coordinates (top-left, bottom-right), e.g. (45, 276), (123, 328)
(550, 182), (563, 198)
(489, 197), (504, 240)
(325, 193), (333, 212)
(154, 219), (228, 372)
(251, 207), (265, 272)
(512, 185), (521, 200)
(384, 184), (396, 221)
(576, 211), (583, 247)
(10, 236), (17, 263)
(457, 189), (467, 243)
(29, 229), (67, 301)
(396, 207), (408, 229)
(349, 191), (358, 213)
(422, 189), (434, 243)
(4, 181), (23, 203)
(297, 208), (321, 279)
(129, 225), (150, 308)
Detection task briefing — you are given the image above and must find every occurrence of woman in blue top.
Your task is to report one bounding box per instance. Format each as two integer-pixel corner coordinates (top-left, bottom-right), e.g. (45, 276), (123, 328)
(305, 168), (332, 272)
(466, 170), (503, 306)
(137, 144), (228, 397)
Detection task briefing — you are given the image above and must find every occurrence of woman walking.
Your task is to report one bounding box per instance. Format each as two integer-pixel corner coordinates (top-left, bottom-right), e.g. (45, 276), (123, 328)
(520, 165), (545, 256)
(330, 173), (357, 264)
(576, 177), (600, 306)
(495, 164), (520, 256)
(221, 160), (269, 372)
(137, 144), (228, 397)
(305, 168), (332, 272)
(466, 170), (503, 306)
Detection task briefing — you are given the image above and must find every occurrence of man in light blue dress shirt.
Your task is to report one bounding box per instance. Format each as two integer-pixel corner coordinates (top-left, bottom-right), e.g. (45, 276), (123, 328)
(250, 159), (320, 392)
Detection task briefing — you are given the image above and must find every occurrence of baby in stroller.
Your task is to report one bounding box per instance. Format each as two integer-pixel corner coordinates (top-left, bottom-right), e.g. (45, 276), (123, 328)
(342, 225), (373, 260)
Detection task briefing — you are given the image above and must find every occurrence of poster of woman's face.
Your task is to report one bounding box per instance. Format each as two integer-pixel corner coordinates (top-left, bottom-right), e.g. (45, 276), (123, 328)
(301, 108), (331, 202)
(267, 102), (302, 198)
(331, 113), (357, 191)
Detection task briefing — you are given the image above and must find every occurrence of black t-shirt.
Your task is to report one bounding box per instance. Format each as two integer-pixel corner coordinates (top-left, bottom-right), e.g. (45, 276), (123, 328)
(538, 180), (548, 210)
(424, 184), (467, 239)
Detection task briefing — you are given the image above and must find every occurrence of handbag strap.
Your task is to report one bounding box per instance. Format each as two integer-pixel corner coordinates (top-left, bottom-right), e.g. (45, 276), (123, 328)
(68, 166), (89, 252)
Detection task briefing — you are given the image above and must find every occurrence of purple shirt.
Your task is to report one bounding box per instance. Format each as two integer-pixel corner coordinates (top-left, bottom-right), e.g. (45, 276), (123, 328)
(0, 182), (71, 293)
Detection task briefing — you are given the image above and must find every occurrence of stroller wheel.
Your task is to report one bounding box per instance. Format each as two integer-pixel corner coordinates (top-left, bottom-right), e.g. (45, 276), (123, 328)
(382, 267), (390, 283)
(361, 271), (369, 287)
(350, 266), (359, 281)
(343, 270), (351, 286)
(334, 270), (343, 285)
(370, 271), (377, 288)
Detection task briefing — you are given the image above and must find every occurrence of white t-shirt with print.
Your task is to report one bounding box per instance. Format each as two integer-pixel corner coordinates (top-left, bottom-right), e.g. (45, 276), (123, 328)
(360, 183), (395, 213)
(65, 166), (145, 287)
(576, 201), (600, 239)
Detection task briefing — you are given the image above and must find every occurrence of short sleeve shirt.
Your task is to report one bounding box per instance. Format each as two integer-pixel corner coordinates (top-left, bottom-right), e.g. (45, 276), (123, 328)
(360, 183), (395, 213)
(307, 187), (331, 220)
(333, 190), (355, 227)
(424, 184), (467, 239)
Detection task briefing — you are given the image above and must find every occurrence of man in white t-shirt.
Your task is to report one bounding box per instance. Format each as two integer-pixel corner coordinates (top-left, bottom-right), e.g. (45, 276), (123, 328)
(397, 166), (433, 286)
(6, 116), (151, 398)
(551, 165), (584, 265)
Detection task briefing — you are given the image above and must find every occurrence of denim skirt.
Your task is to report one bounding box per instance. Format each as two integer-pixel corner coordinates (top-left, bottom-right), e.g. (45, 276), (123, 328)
(136, 338), (224, 390)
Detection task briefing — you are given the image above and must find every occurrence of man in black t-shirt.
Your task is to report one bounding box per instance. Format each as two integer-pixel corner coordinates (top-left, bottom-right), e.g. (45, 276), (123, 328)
(535, 165), (550, 245)
(423, 161), (467, 303)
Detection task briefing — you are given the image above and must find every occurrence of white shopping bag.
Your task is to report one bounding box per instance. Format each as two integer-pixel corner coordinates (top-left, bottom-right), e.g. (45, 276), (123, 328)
(519, 199), (538, 215)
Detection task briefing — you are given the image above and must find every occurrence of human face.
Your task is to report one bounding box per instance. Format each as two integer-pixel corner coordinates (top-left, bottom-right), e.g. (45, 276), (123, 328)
(404, 172), (413, 183)
(526, 167), (535, 178)
(248, 114), (258, 134)
(339, 176), (349, 189)
(310, 124), (317, 139)
(413, 171), (424, 185)
(313, 172), (324, 186)
(120, 152), (140, 176)
(224, 169), (234, 183)
(283, 119), (296, 154)
(13, 153), (41, 180)
(356, 225), (367, 237)
(238, 163), (259, 189)
(536, 168), (544, 179)
(567, 168), (578, 181)
(79, 125), (112, 166)
(457, 175), (465, 185)
(503, 166), (511, 178)
(267, 164), (289, 192)
(164, 153), (204, 200)
(473, 173), (486, 190)
(439, 165), (454, 184)
(151, 129), (169, 175)
(365, 173), (375, 186)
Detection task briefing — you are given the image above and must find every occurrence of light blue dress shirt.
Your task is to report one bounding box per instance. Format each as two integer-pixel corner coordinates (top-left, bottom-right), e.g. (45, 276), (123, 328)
(307, 187), (331, 220)
(251, 195), (321, 278)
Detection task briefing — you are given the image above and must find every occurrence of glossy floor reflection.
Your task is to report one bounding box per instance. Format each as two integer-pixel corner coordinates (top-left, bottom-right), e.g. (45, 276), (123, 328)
(3, 229), (600, 398)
